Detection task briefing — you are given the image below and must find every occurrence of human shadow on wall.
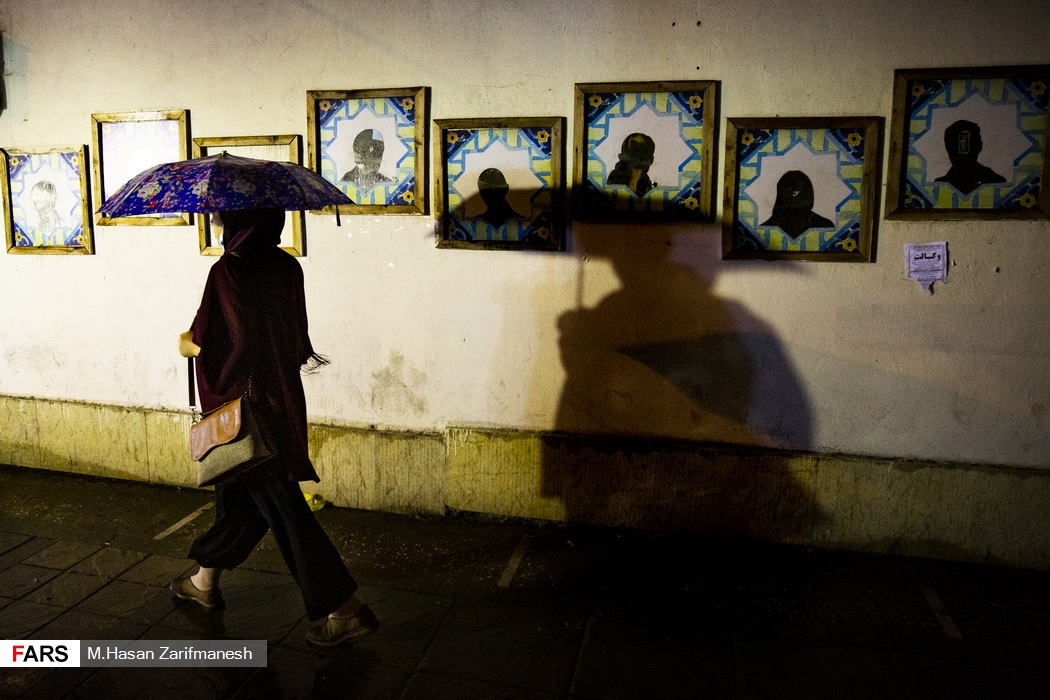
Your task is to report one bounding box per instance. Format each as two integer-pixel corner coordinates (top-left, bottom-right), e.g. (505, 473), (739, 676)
(541, 225), (818, 542)
(440, 178), (563, 250)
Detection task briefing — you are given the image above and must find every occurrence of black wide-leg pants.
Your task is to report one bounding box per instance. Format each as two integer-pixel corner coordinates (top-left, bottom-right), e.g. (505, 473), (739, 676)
(187, 462), (356, 621)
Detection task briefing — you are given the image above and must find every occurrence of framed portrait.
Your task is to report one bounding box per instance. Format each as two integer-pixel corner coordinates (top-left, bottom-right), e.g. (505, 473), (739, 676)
(433, 117), (564, 251)
(573, 80), (719, 223)
(307, 87), (428, 216)
(91, 109), (191, 226)
(722, 117), (883, 262)
(2, 146), (94, 255)
(886, 65), (1050, 220)
(192, 135), (307, 257)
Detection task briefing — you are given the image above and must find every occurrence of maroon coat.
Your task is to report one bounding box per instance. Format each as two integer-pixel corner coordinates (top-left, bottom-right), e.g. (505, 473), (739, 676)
(190, 208), (325, 483)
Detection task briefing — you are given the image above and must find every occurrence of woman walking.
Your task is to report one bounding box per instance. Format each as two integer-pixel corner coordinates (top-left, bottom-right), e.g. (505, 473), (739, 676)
(173, 207), (376, 646)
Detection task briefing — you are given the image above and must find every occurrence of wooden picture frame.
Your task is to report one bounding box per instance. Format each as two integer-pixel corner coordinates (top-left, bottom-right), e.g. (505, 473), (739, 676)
(2, 146), (94, 254)
(434, 117), (565, 251)
(886, 65), (1050, 220)
(722, 116), (883, 262)
(573, 80), (719, 223)
(192, 135), (307, 256)
(91, 109), (191, 226)
(307, 87), (428, 216)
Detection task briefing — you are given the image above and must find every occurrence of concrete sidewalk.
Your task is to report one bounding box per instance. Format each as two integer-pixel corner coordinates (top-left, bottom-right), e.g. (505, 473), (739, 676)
(1, 464), (1048, 698)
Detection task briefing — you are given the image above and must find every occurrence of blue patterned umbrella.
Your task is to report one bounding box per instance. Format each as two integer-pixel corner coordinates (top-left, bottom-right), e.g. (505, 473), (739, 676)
(98, 152), (353, 216)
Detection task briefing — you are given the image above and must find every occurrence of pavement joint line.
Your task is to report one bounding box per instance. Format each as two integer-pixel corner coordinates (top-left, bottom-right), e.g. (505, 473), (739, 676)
(920, 583), (963, 639)
(497, 534), (532, 588)
(153, 502), (215, 540)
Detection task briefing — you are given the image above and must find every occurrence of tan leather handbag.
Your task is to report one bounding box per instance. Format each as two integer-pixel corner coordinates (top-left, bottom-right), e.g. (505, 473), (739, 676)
(188, 358), (275, 487)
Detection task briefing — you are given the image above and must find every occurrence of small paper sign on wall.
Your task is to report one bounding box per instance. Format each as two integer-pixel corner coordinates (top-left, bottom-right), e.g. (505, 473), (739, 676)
(904, 242), (948, 293)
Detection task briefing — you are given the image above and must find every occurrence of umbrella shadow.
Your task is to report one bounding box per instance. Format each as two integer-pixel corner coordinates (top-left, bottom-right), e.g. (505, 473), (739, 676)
(539, 225), (819, 540)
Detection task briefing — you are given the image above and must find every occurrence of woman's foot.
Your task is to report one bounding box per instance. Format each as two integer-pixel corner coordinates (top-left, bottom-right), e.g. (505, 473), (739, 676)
(190, 567), (220, 592)
(170, 576), (225, 611)
(306, 604), (379, 646)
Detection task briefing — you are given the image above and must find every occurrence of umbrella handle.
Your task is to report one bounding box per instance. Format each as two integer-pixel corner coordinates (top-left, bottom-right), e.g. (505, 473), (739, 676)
(575, 253), (584, 309)
(187, 357), (197, 413)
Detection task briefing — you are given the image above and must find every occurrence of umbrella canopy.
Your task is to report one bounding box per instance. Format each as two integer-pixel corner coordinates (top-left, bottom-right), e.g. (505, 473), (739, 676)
(97, 152), (353, 217)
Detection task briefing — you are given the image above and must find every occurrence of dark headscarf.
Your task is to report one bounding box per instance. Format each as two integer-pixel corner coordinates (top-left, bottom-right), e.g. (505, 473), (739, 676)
(190, 208), (327, 482)
(220, 207), (284, 255)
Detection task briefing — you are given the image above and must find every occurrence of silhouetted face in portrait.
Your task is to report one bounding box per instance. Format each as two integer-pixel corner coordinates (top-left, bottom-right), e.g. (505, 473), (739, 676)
(477, 168), (522, 228)
(339, 129), (394, 190)
(606, 132), (657, 197)
(933, 119), (1006, 195)
(760, 170), (834, 239)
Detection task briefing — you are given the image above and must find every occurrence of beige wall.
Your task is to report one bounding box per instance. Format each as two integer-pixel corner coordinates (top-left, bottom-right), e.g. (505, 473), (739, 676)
(4, 395), (1049, 569)
(0, 0), (1048, 483)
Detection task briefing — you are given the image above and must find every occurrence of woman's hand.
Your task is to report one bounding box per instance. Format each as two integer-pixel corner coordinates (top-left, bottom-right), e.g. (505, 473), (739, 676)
(178, 330), (201, 358)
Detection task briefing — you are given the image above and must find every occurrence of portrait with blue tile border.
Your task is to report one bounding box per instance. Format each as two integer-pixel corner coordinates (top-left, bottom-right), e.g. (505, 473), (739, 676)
(573, 81), (719, 223)
(886, 65), (1050, 220)
(3, 146), (94, 255)
(308, 88), (428, 216)
(722, 117), (882, 262)
(435, 117), (564, 251)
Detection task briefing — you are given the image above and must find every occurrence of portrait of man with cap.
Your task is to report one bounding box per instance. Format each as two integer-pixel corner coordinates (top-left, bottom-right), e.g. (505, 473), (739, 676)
(476, 168), (524, 228)
(606, 132), (658, 198)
